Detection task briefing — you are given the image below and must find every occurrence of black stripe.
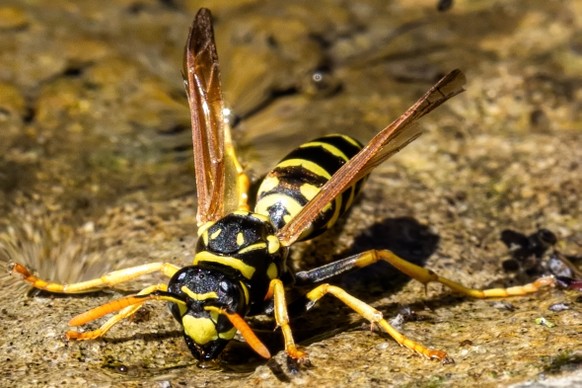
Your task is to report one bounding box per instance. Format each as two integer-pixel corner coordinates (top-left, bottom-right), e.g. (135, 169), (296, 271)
(270, 165), (329, 188)
(339, 185), (354, 215)
(260, 184), (309, 207)
(314, 135), (362, 158)
(281, 146), (346, 178)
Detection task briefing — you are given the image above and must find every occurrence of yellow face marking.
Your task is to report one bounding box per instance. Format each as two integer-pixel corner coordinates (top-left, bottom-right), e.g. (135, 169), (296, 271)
(210, 229), (222, 240)
(182, 315), (218, 345)
(277, 159), (331, 179)
(236, 232), (245, 246)
(267, 262), (278, 279)
(238, 242), (267, 254)
(267, 235), (280, 254)
(300, 141), (350, 161)
(193, 251), (256, 279)
(239, 281), (250, 305)
(219, 326), (237, 340)
(176, 303), (187, 317)
(181, 286), (218, 301)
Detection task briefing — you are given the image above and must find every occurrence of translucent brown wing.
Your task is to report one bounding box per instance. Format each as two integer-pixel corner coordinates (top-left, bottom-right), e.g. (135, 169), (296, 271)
(184, 9), (247, 227)
(276, 69), (466, 246)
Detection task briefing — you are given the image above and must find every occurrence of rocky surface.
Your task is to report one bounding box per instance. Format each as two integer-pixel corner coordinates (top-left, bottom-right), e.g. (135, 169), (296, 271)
(0, 0), (580, 386)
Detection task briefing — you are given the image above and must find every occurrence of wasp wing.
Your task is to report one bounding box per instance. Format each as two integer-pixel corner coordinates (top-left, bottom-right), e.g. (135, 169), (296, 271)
(184, 9), (246, 227)
(276, 69), (466, 246)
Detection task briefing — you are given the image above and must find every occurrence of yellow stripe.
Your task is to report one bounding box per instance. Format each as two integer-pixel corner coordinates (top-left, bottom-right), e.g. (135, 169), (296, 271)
(257, 175), (279, 197)
(181, 287), (218, 301)
(299, 183), (321, 201)
(250, 212), (272, 224)
(338, 134), (361, 148)
(238, 242), (267, 254)
(210, 229), (222, 240)
(344, 186), (356, 210)
(276, 159), (331, 179)
(193, 251), (256, 279)
(198, 221), (214, 239)
(325, 196), (342, 229)
(239, 281), (250, 305)
(299, 141), (350, 161)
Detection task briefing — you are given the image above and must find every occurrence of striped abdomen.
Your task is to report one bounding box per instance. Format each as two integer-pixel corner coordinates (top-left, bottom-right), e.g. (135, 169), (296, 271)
(255, 134), (366, 241)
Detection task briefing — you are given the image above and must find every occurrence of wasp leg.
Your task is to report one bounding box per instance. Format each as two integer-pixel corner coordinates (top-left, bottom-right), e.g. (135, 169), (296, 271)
(304, 283), (452, 362)
(9, 262), (181, 293)
(66, 283), (183, 340)
(296, 249), (555, 297)
(266, 278), (307, 362)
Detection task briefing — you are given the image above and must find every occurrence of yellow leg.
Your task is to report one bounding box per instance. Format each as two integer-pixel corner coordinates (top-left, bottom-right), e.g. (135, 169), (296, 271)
(9, 262), (181, 293)
(267, 279), (307, 361)
(357, 250), (555, 298)
(66, 283), (173, 340)
(305, 283), (452, 362)
(296, 249), (555, 298)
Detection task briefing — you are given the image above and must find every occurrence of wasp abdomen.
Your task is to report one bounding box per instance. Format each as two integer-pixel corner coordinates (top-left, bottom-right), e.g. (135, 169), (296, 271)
(256, 134), (365, 241)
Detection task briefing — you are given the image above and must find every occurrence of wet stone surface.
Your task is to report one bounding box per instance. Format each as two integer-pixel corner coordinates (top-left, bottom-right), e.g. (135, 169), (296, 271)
(0, 0), (580, 387)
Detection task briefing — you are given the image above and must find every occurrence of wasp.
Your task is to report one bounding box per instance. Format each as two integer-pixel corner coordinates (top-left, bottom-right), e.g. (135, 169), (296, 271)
(9, 8), (555, 364)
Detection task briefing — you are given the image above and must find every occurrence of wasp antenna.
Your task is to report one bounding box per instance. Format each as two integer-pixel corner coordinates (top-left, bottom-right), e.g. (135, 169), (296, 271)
(209, 307), (271, 359)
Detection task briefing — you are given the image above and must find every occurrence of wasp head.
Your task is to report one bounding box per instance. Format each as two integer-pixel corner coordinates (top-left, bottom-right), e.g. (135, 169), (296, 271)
(167, 266), (245, 361)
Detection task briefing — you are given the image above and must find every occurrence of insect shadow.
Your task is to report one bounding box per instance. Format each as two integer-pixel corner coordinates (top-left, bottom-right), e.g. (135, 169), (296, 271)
(216, 216), (440, 373)
(289, 217), (440, 341)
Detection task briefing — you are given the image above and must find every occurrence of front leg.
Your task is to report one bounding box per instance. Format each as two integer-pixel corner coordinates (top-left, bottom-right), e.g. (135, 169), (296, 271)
(265, 278), (307, 362)
(9, 262), (180, 293)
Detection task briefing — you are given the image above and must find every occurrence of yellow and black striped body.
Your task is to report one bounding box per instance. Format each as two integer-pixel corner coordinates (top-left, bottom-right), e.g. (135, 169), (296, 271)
(168, 135), (366, 360)
(256, 134), (366, 241)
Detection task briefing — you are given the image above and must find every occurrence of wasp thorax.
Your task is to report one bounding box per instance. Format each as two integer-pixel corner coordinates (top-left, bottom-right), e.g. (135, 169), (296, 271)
(193, 211), (286, 314)
(196, 212), (281, 256)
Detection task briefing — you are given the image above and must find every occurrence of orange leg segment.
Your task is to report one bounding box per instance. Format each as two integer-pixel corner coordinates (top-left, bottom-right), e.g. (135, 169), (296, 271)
(66, 283), (182, 340)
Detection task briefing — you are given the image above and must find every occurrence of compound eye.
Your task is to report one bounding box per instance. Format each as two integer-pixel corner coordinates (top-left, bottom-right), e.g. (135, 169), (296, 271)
(266, 235), (280, 255)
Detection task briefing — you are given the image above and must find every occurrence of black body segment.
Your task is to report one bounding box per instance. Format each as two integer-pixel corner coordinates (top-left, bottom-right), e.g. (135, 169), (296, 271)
(255, 134), (366, 241)
(194, 212), (287, 314)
